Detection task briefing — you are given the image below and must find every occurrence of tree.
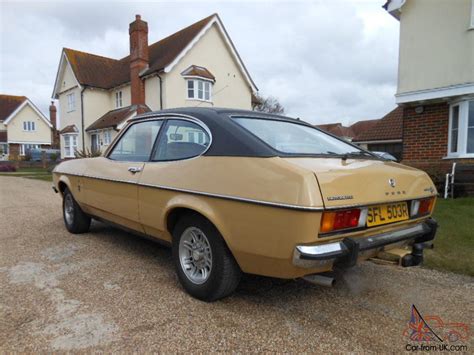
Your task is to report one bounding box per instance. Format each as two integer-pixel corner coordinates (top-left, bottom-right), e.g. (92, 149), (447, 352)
(252, 93), (285, 114)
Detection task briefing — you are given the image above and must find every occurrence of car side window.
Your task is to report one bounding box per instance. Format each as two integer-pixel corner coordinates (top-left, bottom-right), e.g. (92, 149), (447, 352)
(152, 119), (210, 161)
(109, 120), (162, 161)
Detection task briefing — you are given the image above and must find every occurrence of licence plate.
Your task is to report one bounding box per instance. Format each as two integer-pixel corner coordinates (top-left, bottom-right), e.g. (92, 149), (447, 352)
(366, 202), (409, 227)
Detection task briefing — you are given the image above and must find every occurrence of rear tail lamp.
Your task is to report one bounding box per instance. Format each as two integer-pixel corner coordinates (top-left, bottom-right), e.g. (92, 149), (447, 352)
(320, 208), (363, 234)
(411, 197), (435, 217)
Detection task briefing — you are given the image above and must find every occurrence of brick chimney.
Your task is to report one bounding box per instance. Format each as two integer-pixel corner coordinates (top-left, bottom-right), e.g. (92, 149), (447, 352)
(129, 14), (148, 108)
(49, 101), (59, 148)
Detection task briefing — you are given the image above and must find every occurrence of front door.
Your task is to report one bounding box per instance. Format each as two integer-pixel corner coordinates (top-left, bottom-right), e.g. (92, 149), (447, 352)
(83, 120), (163, 232)
(91, 134), (99, 153)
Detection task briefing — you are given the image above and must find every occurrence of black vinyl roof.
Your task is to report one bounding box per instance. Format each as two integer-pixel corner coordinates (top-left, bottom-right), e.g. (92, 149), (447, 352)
(133, 107), (313, 157)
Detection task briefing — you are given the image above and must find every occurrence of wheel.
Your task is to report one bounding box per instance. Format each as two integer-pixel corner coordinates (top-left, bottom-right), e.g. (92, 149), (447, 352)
(172, 214), (241, 301)
(62, 188), (91, 234)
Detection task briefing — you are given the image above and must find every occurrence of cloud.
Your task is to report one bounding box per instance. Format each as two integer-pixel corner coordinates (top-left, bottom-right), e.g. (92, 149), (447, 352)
(0, 0), (399, 125)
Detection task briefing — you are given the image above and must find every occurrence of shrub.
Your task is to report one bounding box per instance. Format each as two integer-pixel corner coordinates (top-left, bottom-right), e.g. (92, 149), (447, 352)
(0, 165), (16, 172)
(75, 148), (102, 158)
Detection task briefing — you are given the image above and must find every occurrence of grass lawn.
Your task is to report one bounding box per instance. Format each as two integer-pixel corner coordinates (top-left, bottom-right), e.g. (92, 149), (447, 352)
(0, 167), (52, 181)
(424, 197), (474, 276)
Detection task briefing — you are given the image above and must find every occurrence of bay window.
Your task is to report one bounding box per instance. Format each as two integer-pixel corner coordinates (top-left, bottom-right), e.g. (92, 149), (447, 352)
(448, 99), (474, 157)
(186, 79), (212, 102)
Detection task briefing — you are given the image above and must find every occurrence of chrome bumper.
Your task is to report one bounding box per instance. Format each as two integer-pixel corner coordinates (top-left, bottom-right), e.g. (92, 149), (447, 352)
(293, 218), (437, 268)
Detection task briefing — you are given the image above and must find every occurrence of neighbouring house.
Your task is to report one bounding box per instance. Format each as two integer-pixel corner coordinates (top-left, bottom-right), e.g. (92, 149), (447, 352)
(353, 107), (404, 160)
(52, 13), (257, 158)
(0, 95), (57, 160)
(316, 119), (379, 142)
(384, 0), (474, 177)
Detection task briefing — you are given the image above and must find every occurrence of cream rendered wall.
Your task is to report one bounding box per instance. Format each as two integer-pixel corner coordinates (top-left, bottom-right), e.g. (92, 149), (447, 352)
(164, 24), (252, 109)
(0, 121), (6, 130)
(7, 104), (51, 144)
(145, 76), (162, 111)
(57, 61), (82, 157)
(398, 0), (474, 94)
(111, 85), (131, 109)
(83, 88), (112, 150)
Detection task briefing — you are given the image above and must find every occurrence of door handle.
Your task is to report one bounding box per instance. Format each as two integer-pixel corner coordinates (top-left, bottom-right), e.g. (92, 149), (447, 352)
(128, 166), (142, 174)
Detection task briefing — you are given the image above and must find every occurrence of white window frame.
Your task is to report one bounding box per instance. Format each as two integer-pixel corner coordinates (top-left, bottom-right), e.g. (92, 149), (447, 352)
(115, 91), (123, 108)
(20, 144), (40, 156)
(67, 93), (76, 112)
(185, 78), (213, 102)
(447, 99), (474, 158)
(103, 130), (112, 145)
(63, 134), (78, 158)
(22, 121), (36, 132)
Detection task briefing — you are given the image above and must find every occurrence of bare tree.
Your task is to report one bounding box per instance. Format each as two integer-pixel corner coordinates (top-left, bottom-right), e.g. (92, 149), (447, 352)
(252, 93), (285, 114)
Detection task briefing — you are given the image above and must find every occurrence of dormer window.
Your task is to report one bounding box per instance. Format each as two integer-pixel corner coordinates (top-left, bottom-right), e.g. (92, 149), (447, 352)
(181, 65), (215, 102)
(186, 79), (212, 101)
(115, 91), (123, 108)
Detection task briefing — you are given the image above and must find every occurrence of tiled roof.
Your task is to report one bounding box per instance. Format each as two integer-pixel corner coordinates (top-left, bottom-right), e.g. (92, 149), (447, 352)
(0, 130), (7, 143)
(64, 14), (216, 90)
(0, 95), (27, 121)
(60, 124), (78, 134)
(316, 123), (354, 138)
(350, 119), (380, 137)
(353, 107), (403, 142)
(86, 104), (150, 131)
(181, 65), (215, 81)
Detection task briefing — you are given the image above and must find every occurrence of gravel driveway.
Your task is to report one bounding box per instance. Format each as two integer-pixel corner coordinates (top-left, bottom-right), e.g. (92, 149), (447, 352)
(1, 176), (472, 352)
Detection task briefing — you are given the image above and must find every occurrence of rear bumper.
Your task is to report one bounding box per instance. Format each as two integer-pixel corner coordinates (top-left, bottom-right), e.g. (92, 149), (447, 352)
(293, 218), (437, 268)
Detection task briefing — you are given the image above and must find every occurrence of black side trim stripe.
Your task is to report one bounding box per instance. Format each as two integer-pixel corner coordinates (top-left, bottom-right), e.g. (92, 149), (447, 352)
(55, 171), (324, 212)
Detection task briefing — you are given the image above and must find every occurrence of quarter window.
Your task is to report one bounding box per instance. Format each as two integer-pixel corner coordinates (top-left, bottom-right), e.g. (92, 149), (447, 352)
(67, 93), (75, 112)
(186, 79), (212, 102)
(109, 120), (162, 162)
(448, 99), (474, 157)
(152, 120), (210, 161)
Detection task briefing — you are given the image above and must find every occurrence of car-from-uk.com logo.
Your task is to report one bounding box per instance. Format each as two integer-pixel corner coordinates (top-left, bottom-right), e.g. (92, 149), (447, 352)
(403, 305), (470, 352)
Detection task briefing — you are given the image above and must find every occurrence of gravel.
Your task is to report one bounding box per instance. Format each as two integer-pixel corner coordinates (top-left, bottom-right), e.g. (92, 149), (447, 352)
(1, 176), (472, 352)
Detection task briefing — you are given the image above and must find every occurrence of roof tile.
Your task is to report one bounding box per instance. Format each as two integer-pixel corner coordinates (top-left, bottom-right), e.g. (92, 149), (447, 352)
(0, 95), (27, 121)
(86, 104), (150, 131)
(353, 107), (403, 142)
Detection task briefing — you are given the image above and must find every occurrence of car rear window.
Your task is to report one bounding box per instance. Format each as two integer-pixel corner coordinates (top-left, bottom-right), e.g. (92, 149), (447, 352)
(233, 117), (363, 156)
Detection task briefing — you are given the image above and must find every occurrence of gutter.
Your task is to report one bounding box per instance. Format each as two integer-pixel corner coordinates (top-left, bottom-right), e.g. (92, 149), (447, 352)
(80, 86), (86, 150)
(157, 72), (163, 110)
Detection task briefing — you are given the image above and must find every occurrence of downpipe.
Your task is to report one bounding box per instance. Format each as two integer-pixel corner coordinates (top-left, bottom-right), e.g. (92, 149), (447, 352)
(302, 273), (335, 287)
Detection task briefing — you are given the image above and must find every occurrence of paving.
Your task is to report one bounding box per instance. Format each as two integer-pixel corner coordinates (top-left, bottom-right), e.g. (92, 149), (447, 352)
(0, 176), (472, 352)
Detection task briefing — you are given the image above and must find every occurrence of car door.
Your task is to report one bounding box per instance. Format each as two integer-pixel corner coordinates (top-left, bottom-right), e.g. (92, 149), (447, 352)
(83, 120), (163, 232)
(138, 118), (211, 241)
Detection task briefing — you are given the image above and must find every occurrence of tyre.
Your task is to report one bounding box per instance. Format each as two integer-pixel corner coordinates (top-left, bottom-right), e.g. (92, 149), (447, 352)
(62, 188), (91, 234)
(172, 213), (241, 301)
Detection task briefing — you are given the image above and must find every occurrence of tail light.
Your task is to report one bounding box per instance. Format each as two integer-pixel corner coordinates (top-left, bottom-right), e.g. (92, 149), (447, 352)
(320, 208), (364, 234)
(411, 197), (435, 217)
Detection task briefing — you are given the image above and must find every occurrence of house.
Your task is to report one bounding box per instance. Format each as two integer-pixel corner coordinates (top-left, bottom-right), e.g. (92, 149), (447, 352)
(383, 0), (474, 172)
(0, 95), (57, 160)
(353, 107), (404, 160)
(316, 119), (379, 142)
(52, 14), (257, 158)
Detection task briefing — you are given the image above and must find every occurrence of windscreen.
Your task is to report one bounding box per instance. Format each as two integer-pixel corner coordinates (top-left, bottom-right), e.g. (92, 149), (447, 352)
(233, 117), (366, 156)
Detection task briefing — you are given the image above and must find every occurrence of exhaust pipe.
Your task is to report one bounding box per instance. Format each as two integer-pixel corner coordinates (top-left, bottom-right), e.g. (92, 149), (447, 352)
(302, 273), (335, 287)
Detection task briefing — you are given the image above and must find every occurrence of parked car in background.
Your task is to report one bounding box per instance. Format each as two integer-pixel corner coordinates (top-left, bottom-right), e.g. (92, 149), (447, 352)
(52, 108), (438, 301)
(372, 151), (398, 162)
(30, 148), (60, 162)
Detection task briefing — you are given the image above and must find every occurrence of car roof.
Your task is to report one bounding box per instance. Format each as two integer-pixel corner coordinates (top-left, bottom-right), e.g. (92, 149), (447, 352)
(132, 107), (311, 157)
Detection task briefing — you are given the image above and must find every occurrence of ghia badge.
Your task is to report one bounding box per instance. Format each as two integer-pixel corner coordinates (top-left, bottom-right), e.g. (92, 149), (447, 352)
(327, 195), (354, 201)
(388, 178), (396, 188)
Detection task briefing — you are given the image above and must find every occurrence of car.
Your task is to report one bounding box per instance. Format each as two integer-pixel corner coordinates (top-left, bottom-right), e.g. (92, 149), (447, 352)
(52, 108), (438, 301)
(372, 151), (398, 162)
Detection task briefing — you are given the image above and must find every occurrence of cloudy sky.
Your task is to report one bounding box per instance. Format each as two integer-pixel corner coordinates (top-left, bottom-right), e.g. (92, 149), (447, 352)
(0, 0), (399, 126)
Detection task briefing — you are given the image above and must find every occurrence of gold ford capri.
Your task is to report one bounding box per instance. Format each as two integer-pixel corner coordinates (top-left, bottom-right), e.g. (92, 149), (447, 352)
(53, 108), (438, 301)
